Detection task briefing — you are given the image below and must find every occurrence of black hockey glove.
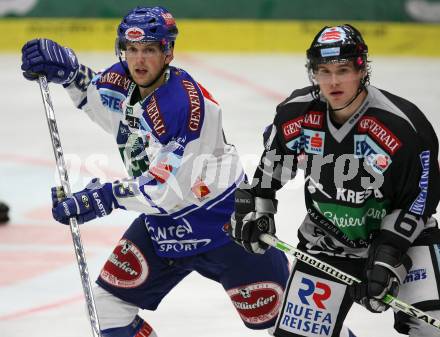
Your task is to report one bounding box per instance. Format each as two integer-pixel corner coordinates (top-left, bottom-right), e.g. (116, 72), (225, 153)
(228, 188), (277, 254)
(349, 243), (412, 313)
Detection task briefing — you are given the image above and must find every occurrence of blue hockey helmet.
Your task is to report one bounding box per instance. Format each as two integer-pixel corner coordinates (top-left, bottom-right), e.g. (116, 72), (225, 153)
(116, 6), (178, 55)
(306, 24), (368, 71)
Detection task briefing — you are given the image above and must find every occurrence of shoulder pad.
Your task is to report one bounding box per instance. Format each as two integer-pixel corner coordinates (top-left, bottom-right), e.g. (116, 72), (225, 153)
(94, 62), (132, 95)
(145, 70), (206, 143)
(278, 86), (315, 108)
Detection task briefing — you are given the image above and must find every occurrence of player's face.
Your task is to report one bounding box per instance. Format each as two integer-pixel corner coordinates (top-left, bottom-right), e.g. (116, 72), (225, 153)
(125, 42), (173, 87)
(315, 61), (365, 110)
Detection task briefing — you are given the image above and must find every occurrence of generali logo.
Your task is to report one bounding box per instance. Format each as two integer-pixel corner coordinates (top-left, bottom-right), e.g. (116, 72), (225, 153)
(282, 116), (304, 141)
(358, 116), (402, 155)
(145, 95), (166, 136)
(182, 80), (202, 132)
(303, 111), (324, 128)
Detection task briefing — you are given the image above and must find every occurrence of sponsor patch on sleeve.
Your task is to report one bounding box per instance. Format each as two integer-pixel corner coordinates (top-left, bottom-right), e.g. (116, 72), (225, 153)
(410, 150), (430, 215)
(182, 80), (203, 132)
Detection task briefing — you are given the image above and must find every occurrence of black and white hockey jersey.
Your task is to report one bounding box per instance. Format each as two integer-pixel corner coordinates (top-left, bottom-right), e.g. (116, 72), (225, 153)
(252, 85), (440, 258)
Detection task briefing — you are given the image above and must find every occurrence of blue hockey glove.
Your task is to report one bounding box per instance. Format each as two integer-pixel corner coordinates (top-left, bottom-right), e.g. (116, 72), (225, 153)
(51, 178), (117, 225)
(228, 188), (277, 254)
(21, 38), (79, 84)
(349, 243), (412, 313)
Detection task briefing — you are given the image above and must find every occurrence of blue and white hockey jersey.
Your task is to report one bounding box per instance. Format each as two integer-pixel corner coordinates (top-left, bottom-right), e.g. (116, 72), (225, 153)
(64, 62), (244, 257)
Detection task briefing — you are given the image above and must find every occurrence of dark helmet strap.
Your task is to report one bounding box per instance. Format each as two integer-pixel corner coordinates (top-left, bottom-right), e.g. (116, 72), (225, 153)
(118, 55), (130, 79)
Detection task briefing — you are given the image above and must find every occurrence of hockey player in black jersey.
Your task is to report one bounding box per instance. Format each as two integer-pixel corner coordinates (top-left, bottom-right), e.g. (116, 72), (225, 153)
(229, 24), (440, 337)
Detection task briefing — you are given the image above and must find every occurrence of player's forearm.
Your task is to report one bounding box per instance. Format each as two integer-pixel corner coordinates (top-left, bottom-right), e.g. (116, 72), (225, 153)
(250, 149), (297, 199)
(63, 64), (97, 109)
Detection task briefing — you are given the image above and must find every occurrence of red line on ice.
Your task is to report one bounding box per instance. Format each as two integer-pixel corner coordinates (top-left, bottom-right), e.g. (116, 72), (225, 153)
(179, 54), (285, 102)
(0, 294), (83, 321)
(0, 153), (123, 179)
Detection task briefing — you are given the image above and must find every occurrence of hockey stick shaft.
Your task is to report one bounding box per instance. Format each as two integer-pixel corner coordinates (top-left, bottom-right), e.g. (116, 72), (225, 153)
(260, 233), (440, 330)
(38, 76), (102, 337)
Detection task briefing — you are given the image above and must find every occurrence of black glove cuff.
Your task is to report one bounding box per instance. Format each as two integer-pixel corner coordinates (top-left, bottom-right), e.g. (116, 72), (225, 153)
(371, 245), (412, 284)
(255, 197), (277, 214)
(234, 188), (255, 214)
(371, 230), (411, 256)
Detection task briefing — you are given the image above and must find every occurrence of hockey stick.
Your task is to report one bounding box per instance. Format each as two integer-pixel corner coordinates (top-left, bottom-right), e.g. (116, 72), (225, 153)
(260, 233), (440, 330)
(37, 76), (102, 337)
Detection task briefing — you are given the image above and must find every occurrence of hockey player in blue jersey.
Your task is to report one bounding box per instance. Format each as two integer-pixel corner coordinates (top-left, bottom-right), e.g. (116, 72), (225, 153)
(20, 6), (292, 337)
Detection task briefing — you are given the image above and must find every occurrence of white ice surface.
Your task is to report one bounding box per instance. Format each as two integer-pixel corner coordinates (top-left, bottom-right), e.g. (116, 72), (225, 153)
(0, 52), (439, 337)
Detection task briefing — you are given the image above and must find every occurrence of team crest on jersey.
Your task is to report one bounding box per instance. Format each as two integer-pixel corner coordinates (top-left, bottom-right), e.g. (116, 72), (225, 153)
(354, 135), (392, 173)
(318, 27), (346, 44)
(100, 239), (149, 288)
(303, 130), (325, 155)
(279, 271), (345, 337)
(191, 178), (211, 201)
(358, 116), (402, 155)
(227, 282), (283, 325)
